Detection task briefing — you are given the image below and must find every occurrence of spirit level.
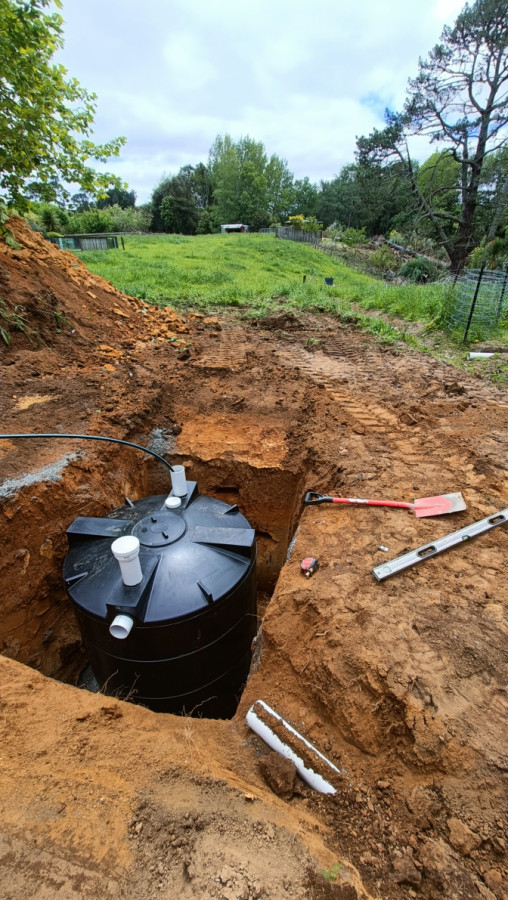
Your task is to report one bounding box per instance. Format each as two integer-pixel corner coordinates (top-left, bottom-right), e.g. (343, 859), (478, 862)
(372, 509), (508, 581)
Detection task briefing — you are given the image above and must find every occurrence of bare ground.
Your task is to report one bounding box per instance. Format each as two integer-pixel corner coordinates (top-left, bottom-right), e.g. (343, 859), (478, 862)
(0, 219), (507, 900)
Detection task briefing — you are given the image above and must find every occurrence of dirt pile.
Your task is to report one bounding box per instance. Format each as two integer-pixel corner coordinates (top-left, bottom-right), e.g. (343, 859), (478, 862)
(0, 220), (507, 899)
(0, 215), (191, 350)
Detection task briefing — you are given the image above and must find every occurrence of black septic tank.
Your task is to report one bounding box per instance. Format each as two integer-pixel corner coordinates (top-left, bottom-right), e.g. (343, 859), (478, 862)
(63, 482), (257, 717)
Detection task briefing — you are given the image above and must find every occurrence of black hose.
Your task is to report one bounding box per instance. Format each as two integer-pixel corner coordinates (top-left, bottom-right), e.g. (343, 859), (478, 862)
(0, 433), (174, 474)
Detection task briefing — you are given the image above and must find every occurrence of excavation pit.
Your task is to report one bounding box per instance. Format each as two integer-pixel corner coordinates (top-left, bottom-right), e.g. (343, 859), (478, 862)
(0, 436), (306, 719)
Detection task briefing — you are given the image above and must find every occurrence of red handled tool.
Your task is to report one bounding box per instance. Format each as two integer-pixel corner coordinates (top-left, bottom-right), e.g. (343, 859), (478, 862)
(304, 491), (466, 518)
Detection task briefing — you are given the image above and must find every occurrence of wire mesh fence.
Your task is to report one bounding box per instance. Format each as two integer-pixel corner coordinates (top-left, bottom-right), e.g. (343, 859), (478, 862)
(444, 267), (508, 341)
(275, 226), (322, 245)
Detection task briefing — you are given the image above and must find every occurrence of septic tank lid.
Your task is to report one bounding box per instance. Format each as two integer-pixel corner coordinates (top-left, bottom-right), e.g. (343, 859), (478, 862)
(132, 511), (186, 547)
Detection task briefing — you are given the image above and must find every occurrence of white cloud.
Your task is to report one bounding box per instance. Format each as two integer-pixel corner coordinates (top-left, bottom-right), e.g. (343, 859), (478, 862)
(57, 0), (467, 202)
(162, 32), (218, 92)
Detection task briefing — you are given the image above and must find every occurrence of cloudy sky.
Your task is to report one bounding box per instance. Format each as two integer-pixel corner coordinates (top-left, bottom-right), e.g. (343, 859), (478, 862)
(57, 0), (466, 204)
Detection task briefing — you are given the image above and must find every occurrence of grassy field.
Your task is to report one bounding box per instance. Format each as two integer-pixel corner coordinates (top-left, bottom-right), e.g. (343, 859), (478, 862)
(78, 232), (445, 321)
(77, 233), (507, 380)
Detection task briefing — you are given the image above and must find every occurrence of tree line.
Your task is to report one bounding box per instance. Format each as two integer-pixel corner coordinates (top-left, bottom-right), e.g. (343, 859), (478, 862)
(1, 0), (506, 272)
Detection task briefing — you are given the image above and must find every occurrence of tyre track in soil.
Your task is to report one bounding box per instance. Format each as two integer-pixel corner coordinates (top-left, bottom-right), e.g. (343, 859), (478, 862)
(274, 330), (508, 495)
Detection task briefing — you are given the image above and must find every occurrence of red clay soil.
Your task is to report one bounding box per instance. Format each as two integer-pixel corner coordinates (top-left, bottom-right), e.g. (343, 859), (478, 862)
(0, 217), (507, 900)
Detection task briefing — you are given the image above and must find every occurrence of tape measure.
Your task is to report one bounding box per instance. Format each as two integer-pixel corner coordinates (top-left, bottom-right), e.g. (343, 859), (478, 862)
(300, 557), (319, 578)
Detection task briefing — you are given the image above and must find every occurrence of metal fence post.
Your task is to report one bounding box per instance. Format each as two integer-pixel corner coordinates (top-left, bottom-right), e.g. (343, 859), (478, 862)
(463, 264), (486, 343)
(495, 266), (508, 323)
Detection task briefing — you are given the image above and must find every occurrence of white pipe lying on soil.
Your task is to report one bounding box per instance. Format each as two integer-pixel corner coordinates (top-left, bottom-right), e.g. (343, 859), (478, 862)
(467, 352), (495, 359)
(246, 699), (341, 794)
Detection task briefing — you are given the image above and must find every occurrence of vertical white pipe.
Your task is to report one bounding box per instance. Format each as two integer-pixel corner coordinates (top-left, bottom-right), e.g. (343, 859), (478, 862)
(170, 464), (187, 497)
(111, 535), (143, 586)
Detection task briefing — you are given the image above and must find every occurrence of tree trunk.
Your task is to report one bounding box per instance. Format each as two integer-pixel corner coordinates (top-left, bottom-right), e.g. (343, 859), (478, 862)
(448, 212), (476, 274)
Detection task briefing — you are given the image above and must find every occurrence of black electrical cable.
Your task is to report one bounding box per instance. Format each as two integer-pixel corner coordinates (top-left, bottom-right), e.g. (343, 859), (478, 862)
(0, 433), (174, 474)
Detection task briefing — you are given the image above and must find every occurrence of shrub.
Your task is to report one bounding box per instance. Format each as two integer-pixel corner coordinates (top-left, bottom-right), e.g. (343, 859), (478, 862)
(388, 229), (405, 246)
(399, 256), (443, 283)
(288, 215), (322, 234)
(197, 207), (220, 234)
(26, 218), (44, 233)
(406, 231), (447, 260)
(248, 209), (271, 231)
(36, 203), (69, 233)
(326, 224), (346, 242)
(106, 204), (151, 233)
(469, 231), (508, 270)
(301, 216), (322, 234)
(370, 244), (398, 272)
(288, 214), (304, 231)
(64, 208), (114, 234)
(341, 226), (367, 247)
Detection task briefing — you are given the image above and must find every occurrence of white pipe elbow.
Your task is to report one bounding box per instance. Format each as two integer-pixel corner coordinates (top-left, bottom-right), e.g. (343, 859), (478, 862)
(109, 614), (134, 640)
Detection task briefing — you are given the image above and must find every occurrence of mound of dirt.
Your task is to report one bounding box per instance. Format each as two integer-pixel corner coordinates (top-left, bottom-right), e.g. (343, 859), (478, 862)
(0, 219), (507, 899)
(0, 216), (190, 351)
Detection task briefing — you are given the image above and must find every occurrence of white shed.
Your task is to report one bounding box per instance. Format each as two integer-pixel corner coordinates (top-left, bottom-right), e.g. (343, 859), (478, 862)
(220, 224), (249, 233)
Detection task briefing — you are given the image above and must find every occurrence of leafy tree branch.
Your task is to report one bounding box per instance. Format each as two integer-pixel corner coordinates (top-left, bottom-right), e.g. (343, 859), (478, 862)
(0, 0), (125, 219)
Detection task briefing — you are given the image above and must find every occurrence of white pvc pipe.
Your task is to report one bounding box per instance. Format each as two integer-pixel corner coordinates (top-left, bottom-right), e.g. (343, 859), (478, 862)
(111, 535), (143, 586)
(467, 352), (494, 360)
(246, 699), (340, 794)
(109, 614), (134, 639)
(170, 464), (187, 497)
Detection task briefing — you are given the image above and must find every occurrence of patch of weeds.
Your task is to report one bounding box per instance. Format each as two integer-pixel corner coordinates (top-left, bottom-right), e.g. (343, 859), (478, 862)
(53, 308), (72, 332)
(482, 356), (508, 385)
(322, 862), (343, 882)
(355, 313), (429, 351)
(239, 299), (277, 320)
(358, 315), (401, 343)
(336, 309), (361, 325)
(398, 331), (429, 352)
(0, 298), (34, 345)
(304, 336), (320, 350)
(0, 200), (20, 249)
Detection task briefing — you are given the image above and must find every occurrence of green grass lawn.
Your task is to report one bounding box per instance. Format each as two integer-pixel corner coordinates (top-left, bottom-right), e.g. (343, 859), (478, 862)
(77, 232), (445, 320)
(76, 233), (507, 381)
